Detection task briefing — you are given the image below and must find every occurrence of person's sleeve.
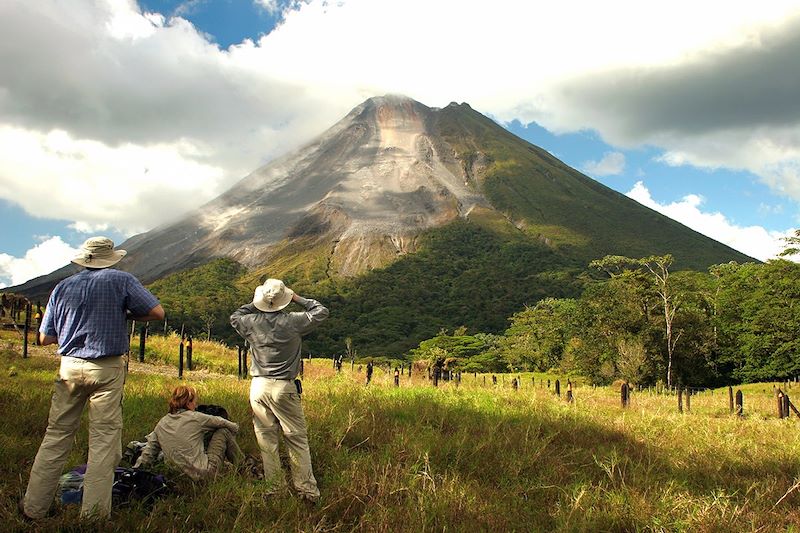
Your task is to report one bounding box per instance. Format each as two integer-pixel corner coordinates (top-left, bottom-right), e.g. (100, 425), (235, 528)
(197, 412), (239, 434)
(230, 303), (258, 338)
(39, 291), (57, 337)
(125, 275), (160, 316)
(134, 430), (162, 468)
(291, 296), (329, 335)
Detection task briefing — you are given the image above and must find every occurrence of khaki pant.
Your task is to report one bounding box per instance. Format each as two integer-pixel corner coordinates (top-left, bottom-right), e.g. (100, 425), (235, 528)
(250, 378), (319, 499)
(24, 355), (125, 519)
(204, 427), (243, 477)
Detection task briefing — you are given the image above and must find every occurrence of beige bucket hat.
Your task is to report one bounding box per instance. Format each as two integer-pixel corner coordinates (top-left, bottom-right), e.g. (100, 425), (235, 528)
(71, 236), (127, 268)
(253, 279), (294, 312)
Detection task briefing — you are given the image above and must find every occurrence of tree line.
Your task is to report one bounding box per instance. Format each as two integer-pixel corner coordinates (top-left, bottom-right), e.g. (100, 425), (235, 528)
(140, 228), (800, 388)
(411, 252), (800, 387)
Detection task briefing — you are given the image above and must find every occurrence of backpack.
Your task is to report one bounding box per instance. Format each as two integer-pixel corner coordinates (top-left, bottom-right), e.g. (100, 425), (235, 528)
(57, 465), (169, 507)
(196, 404), (229, 419)
(112, 468), (169, 507)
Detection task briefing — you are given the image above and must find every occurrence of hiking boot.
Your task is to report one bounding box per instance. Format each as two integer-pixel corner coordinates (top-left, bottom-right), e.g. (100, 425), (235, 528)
(241, 455), (264, 479)
(298, 493), (319, 507)
(17, 499), (52, 522)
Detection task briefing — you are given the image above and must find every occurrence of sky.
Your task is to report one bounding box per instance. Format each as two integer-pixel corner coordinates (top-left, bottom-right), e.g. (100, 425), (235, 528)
(2, 0), (800, 288)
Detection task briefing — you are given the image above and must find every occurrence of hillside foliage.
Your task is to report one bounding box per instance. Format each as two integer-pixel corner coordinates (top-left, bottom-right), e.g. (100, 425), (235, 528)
(141, 228), (800, 388)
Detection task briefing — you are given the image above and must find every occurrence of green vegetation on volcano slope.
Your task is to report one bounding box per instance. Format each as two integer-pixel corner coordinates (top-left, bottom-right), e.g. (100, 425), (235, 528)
(250, 215), (586, 357)
(433, 103), (753, 270)
(147, 258), (249, 345)
(147, 215), (584, 357)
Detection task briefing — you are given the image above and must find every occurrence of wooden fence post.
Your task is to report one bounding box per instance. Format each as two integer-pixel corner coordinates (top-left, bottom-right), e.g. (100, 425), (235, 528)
(728, 386), (734, 414)
(34, 302), (42, 346)
(22, 302), (31, 358)
(783, 393), (791, 419)
(621, 382), (629, 408)
(186, 335), (193, 371)
(735, 390), (743, 417)
(394, 368), (400, 387)
(566, 381), (574, 403)
(138, 324), (147, 363)
(686, 388), (691, 412)
(178, 325), (185, 379)
(555, 379), (561, 397)
(777, 389), (785, 419)
(678, 387), (683, 413)
(512, 377), (518, 391)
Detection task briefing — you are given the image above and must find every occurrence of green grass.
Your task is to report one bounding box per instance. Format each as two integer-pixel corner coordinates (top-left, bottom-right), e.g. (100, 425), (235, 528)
(2, 335), (800, 531)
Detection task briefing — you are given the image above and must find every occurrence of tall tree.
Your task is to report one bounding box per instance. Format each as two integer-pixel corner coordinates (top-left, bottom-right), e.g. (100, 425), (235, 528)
(591, 255), (681, 387)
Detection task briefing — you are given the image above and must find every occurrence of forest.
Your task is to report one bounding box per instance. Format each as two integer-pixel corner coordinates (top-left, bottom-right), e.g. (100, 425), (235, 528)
(145, 240), (800, 389)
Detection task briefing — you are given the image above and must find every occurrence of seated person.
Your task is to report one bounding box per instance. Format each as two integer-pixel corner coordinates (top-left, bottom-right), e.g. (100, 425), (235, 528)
(135, 385), (243, 480)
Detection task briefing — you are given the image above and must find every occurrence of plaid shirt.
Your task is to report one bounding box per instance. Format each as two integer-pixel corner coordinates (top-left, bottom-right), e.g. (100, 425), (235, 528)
(40, 268), (160, 359)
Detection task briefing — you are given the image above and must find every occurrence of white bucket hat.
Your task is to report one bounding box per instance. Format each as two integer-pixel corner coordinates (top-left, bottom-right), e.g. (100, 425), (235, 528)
(71, 236), (127, 268)
(253, 279), (294, 312)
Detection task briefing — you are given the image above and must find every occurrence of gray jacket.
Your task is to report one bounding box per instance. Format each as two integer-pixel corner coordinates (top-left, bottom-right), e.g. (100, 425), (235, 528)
(229, 297), (329, 379)
(134, 409), (239, 480)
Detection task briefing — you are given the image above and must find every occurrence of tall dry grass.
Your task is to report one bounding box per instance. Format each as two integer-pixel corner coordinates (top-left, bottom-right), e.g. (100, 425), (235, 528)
(1, 334), (800, 531)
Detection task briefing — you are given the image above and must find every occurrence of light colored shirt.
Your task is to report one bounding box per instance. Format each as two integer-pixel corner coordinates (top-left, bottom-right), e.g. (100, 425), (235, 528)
(230, 297), (329, 379)
(135, 409), (239, 480)
(40, 268), (160, 359)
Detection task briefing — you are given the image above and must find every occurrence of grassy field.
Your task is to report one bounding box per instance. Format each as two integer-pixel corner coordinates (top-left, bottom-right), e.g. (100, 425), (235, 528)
(2, 331), (800, 532)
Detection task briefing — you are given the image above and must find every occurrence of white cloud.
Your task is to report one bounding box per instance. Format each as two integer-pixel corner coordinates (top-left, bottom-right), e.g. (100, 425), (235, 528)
(68, 221), (111, 233)
(254, 0), (280, 15)
(626, 181), (795, 261)
(582, 152), (626, 176)
(0, 0), (799, 238)
(0, 126), (225, 235)
(0, 236), (79, 286)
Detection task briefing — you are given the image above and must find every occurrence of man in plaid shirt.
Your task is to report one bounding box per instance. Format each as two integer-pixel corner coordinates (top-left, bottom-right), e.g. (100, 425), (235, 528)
(21, 237), (164, 521)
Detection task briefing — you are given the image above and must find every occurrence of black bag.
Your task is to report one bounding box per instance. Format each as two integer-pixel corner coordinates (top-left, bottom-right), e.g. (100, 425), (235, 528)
(112, 468), (169, 507)
(196, 404), (229, 419)
(58, 465), (169, 508)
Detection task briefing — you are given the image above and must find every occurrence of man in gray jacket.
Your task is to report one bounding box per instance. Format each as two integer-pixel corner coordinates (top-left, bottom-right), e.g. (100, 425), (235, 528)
(230, 279), (328, 503)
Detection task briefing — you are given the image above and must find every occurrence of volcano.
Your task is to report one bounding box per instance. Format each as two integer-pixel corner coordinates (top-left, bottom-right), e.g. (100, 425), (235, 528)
(11, 95), (752, 302)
